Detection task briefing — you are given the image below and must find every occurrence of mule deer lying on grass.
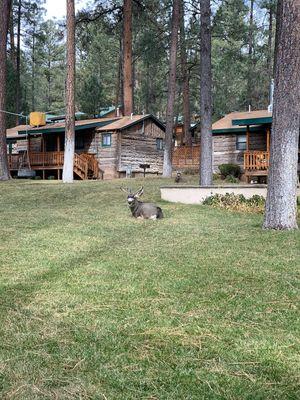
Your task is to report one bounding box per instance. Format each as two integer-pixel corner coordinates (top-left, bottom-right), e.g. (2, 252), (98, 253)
(121, 186), (164, 219)
(175, 171), (182, 183)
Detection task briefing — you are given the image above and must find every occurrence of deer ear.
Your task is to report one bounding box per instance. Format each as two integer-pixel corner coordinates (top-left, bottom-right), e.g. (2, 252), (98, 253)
(134, 186), (144, 198)
(120, 187), (129, 193)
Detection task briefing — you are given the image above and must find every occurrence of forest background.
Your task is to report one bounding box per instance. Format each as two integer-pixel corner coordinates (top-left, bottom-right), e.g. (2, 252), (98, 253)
(6, 0), (276, 127)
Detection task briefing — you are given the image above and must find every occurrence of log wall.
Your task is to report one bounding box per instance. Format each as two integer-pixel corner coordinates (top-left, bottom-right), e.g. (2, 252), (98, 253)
(212, 131), (266, 172)
(92, 131), (119, 179)
(119, 120), (165, 175)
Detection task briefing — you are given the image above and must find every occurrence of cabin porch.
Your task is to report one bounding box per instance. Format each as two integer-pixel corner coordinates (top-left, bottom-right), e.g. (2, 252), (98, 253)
(8, 151), (101, 180)
(8, 131), (101, 180)
(243, 126), (271, 183)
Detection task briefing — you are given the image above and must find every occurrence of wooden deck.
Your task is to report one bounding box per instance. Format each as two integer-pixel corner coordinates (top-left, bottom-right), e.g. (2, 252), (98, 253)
(244, 151), (269, 181)
(8, 151), (101, 180)
(244, 151), (269, 171)
(172, 146), (271, 181)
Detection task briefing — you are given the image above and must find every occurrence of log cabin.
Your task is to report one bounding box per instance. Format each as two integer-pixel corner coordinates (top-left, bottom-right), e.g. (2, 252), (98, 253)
(211, 110), (273, 182)
(6, 114), (165, 180)
(173, 109), (294, 182)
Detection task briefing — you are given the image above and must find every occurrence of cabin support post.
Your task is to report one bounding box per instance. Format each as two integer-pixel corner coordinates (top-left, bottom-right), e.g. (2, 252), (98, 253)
(42, 135), (45, 169)
(246, 125), (250, 151)
(28, 134), (31, 166)
(57, 135), (60, 180)
(266, 126), (270, 153)
(246, 125), (250, 183)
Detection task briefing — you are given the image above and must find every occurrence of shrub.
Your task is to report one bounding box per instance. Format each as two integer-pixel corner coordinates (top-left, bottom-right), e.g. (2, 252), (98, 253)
(203, 193), (265, 213)
(225, 175), (239, 184)
(218, 163), (241, 178)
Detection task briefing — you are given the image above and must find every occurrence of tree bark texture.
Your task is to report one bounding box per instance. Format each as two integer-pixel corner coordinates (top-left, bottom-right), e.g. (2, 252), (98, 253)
(180, 0), (192, 146)
(63, 0), (75, 183)
(16, 0), (21, 121)
(267, 6), (273, 87)
(9, 7), (16, 65)
(247, 0), (254, 107)
(123, 0), (133, 116)
(115, 35), (123, 113)
(263, 0), (300, 230)
(0, 0), (11, 180)
(199, 0), (212, 186)
(163, 0), (180, 177)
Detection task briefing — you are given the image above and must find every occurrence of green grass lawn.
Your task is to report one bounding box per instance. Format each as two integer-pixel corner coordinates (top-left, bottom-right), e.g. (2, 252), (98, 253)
(0, 178), (299, 399)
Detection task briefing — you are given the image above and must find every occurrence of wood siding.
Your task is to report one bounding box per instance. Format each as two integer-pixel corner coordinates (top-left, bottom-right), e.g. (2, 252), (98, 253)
(119, 120), (165, 175)
(212, 131), (266, 172)
(94, 131), (119, 179)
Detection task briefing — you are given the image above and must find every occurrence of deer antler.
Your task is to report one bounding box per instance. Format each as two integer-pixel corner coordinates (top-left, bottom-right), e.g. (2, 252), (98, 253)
(120, 187), (131, 193)
(134, 186), (144, 197)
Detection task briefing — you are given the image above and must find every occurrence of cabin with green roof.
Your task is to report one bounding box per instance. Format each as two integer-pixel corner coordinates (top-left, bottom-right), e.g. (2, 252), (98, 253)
(173, 110), (280, 182)
(6, 114), (165, 180)
(212, 110), (272, 182)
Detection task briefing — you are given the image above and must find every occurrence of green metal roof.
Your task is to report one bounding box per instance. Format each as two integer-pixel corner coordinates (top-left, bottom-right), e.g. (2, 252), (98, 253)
(212, 126), (265, 135)
(232, 116), (272, 126)
(18, 119), (116, 135)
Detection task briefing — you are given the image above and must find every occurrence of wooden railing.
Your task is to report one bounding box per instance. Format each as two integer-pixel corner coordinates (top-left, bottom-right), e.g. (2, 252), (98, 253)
(29, 151), (65, 167)
(74, 153), (88, 179)
(79, 153), (100, 178)
(172, 145), (200, 169)
(8, 151), (101, 180)
(244, 151), (270, 171)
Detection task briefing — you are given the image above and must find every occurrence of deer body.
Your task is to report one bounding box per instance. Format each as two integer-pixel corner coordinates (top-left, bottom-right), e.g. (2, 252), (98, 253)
(128, 198), (163, 219)
(121, 187), (164, 219)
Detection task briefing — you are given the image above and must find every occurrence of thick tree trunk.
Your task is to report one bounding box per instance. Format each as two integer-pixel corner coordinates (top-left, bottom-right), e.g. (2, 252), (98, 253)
(0, 0), (11, 181)
(199, 0), (212, 186)
(267, 6), (273, 86)
(123, 0), (133, 116)
(180, 0), (192, 146)
(47, 55), (51, 110)
(63, 0), (75, 183)
(115, 35), (123, 113)
(263, 0), (300, 230)
(31, 23), (36, 111)
(247, 0), (254, 107)
(163, 0), (180, 177)
(9, 8), (16, 65)
(16, 0), (21, 121)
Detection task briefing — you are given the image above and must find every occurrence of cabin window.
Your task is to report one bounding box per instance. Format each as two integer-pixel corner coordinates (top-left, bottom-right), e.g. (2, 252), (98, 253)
(236, 135), (247, 151)
(102, 133), (112, 147)
(156, 138), (164, 150)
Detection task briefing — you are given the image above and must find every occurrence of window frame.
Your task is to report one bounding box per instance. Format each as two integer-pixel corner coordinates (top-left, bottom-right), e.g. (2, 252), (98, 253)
(156, 138), (164, 151)
(236, 134), (247, 151)
(102, 133), (112, 147)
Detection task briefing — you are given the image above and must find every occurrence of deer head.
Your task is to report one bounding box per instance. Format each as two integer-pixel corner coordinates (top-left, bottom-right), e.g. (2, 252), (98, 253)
(120, 186), (144, 206)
